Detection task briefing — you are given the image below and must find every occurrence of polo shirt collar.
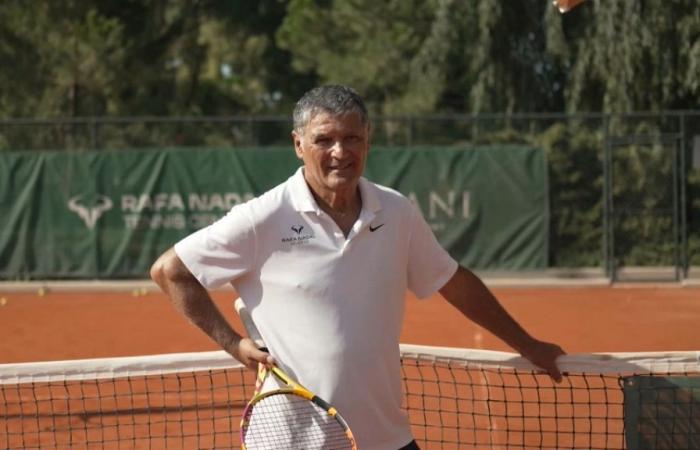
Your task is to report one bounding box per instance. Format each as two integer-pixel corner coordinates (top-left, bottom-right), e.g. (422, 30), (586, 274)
(290, 167), (318, 213)
(289, 166), (382, 215)
(358, 176), (381, 214)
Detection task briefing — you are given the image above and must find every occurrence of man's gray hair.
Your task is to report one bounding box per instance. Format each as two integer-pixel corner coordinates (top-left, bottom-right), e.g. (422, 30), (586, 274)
(293, 85), (369, 134)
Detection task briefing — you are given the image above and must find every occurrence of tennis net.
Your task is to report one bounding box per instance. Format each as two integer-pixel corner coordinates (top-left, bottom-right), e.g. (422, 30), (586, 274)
(1, 345), (699, 449)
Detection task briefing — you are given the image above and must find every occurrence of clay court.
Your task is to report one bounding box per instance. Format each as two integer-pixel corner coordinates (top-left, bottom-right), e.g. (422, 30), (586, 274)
(1, 283), (699, 363)
(1, 282), (700, 449)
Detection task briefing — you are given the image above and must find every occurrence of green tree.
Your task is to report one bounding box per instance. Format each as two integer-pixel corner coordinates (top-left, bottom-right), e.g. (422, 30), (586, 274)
(0, 0), (306, 119)
(0, 2), (127, 117)
(277, 0), (443, 114)
(277, 0), (572, 114)
(278, 0), (699, 114)
(554, 0), (700, 112)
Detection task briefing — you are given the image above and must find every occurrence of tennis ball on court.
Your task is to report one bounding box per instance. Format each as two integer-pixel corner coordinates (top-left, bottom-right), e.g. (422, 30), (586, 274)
(132, 289), (140, 297)
(0, 297), (7, 306)
(37, 287), (46, 297)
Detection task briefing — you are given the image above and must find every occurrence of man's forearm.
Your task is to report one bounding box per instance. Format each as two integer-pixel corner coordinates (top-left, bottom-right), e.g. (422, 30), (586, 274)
(439, 266), (565, 381)
(167, 277), (242, 352)
(151, 248), (242, 355)
(439, 266), (534, 352)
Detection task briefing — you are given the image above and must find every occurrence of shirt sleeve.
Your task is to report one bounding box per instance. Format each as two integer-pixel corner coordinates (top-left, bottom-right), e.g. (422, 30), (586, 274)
(406, 203), (459, 299)
(174, 204), (255, 290)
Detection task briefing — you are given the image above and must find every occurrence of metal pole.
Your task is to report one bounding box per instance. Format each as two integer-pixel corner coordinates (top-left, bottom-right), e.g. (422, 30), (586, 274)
(603, 115), (613, 280)
(672, 131), (680, 281)
(679, 114), (688, 279)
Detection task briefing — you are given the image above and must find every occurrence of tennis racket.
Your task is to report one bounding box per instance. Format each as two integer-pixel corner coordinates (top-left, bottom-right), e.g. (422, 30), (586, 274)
(234, 298), (358, 450)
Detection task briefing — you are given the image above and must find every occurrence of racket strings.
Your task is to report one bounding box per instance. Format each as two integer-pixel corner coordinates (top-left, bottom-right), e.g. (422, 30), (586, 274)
(242, 393), (354, 449)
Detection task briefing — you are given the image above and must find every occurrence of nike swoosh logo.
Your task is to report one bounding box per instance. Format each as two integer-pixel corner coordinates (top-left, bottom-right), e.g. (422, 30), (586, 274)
(369, 223), (385, 232)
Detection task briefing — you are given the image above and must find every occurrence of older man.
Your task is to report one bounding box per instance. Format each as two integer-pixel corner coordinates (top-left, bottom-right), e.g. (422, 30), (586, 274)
(150, 85), (564, 450)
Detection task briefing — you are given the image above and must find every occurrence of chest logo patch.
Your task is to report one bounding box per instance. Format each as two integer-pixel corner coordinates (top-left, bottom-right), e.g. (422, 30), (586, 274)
(282, 224), (315, 246)
(369, 223), (385, 232)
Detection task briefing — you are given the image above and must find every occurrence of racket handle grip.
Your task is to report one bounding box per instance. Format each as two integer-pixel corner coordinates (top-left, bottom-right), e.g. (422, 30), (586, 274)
(234, 298), (265, 348)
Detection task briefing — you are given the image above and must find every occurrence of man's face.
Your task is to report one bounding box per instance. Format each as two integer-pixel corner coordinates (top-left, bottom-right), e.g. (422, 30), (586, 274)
(293, 110), (370, 196)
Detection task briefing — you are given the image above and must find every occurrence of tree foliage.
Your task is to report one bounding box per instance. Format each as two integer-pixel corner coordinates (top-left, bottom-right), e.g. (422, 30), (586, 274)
(1, 0), (698, 118)
(562, 0), (700, 112)
(0, 0), (303, 117)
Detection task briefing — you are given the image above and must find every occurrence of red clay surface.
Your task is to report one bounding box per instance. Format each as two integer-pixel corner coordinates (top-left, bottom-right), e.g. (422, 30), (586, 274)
(1, 285), (699, 364)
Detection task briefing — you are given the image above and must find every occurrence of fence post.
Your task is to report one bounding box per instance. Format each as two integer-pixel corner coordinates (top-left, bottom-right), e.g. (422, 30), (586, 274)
(680, 113), (688, 279)
(602, 114), (613, 280)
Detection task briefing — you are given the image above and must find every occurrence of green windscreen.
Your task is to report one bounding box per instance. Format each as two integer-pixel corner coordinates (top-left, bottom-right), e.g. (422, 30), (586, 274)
(624, 375), (700, 449)
(0, 145), (548, 278)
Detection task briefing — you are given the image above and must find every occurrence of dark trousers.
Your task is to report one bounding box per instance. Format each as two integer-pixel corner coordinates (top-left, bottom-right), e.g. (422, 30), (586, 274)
(398, 440), (421, 450)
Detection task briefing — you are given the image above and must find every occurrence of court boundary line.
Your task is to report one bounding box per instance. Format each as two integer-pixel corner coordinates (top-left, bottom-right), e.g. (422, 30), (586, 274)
(1, 266), (698, 292)
(0, 278), (610, 293)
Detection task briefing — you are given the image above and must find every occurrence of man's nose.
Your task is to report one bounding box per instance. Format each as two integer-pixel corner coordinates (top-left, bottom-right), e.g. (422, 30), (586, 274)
(330, 140), (348, 157)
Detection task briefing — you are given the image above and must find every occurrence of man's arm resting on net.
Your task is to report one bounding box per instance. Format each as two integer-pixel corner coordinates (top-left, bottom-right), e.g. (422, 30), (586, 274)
(439, 266), (565, 382)
(150, 247), (272, 370)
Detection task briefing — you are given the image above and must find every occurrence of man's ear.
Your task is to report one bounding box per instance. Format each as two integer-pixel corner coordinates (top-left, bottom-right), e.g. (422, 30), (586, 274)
(292, 130), (303, 159)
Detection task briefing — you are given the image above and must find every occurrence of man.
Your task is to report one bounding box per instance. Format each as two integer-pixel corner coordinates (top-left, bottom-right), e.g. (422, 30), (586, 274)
(151, 85), (564, 450)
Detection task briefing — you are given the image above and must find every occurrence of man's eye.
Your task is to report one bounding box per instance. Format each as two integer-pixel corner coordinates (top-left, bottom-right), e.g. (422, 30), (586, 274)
(345, 136), (360, 143)
(315, 137), (332, 145)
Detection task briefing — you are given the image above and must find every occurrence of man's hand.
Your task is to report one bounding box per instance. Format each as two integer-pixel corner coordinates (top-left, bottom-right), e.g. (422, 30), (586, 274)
(518, 340), (566, 383)
(233, 337), (276, 371)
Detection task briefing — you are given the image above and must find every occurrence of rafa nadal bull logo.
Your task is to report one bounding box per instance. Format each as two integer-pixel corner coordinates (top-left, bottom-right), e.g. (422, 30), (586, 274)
(67, 195), (113, 229)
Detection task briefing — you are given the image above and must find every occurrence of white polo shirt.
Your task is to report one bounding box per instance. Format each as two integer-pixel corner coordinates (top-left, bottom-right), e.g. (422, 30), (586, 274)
(175, 167), (458, 450)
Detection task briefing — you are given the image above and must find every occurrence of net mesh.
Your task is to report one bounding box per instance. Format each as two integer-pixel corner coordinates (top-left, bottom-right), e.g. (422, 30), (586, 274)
(403, 357), (625, 449)
(1, 345), (699, 449)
